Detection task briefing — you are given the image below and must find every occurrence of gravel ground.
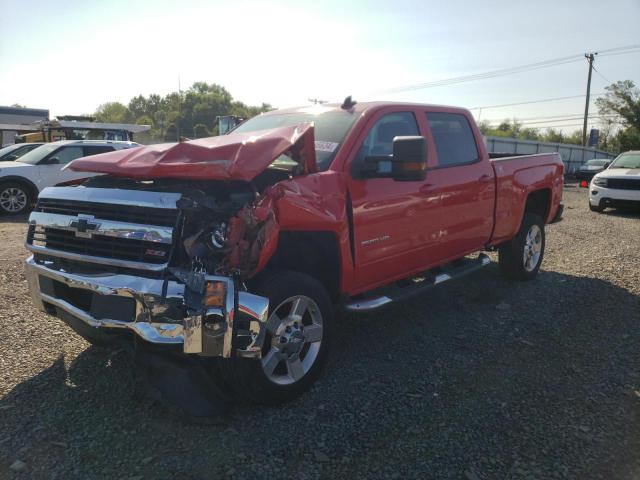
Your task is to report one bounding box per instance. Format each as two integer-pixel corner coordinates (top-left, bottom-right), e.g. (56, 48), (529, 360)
(1, 185), (639, 480)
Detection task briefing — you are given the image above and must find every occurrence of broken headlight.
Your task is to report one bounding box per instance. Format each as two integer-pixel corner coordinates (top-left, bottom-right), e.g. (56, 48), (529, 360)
(210, 222), (227, 249)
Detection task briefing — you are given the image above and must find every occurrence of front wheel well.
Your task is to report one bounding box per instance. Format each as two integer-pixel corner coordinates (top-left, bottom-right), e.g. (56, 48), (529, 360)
(256, 231), (341, 302)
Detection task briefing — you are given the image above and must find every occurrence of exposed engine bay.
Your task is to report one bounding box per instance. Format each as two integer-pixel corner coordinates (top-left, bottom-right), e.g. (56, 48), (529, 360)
(82, 166), (288, 280)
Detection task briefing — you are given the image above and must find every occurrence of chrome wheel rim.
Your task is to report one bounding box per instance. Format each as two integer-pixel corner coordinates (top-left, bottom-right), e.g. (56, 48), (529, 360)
(261, 295), (323, 386)
(0, 187), (27, 213)
(523, 224), (542, 272)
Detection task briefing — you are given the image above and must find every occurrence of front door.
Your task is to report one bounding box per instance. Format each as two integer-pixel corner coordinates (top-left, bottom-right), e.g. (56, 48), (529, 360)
(346, 110), (441, 292)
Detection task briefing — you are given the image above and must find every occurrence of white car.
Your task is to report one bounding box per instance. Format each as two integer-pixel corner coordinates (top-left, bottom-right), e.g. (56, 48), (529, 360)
(589, 150), (640, 213)
(0, 140), (139, 215)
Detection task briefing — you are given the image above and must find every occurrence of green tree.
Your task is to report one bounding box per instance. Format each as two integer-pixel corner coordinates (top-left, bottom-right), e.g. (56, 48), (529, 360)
(596, 80), (640, 129)
(616, 126), (640, 152)
(541, 128), (565, 143)
(596, 80), (640, 151)
(164, 123), (177, 141)
(481, 119), (529, 139)
(193, 124), (210, 138)
(94, 102), (133, 123)
(519, 128), (540, 141)
(95, 82), (271, 143)
(552, 129), (582, 146)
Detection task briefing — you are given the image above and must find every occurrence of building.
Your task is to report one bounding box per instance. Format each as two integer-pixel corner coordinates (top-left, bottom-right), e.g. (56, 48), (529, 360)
(0, 106), (50, 146)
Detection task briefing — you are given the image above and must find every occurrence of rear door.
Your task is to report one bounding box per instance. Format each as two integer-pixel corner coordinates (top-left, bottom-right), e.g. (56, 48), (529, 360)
(423, 111), (495, 260)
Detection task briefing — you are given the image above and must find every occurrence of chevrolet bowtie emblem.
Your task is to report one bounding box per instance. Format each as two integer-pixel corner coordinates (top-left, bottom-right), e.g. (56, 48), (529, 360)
(69, 214), (100, 239)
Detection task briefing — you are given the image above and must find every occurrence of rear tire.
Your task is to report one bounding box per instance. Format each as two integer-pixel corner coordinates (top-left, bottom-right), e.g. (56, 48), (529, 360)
(0, 181), (33, 215)
(499, 213), (545, 281)
(217, 270), (333, 405)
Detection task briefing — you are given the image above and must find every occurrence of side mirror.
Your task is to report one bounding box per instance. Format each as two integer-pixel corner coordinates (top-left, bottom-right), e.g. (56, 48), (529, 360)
(360, 136), (427, 181)
(391, 136), (427, 181)
(41, 157), (59, 165)
(603, 162), (610, 169)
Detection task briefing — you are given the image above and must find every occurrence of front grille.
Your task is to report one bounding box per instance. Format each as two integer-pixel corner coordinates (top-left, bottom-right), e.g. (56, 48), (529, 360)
(30, 226), (171, 264)
(35, 198), (178, 227)
(607, 179), (640, 191)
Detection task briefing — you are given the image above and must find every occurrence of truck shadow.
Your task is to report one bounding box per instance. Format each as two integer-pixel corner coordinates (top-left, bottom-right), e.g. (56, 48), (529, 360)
(0, 213), (29, 224)
(602, 208), (640, 219)
(1, 268), (639, 478)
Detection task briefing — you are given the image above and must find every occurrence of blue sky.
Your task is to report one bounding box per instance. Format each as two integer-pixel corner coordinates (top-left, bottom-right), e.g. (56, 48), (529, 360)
(1, 0), (638, 132)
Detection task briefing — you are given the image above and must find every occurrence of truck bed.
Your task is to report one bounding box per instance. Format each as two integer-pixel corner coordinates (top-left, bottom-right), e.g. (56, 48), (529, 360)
(489, 152), (564, 246)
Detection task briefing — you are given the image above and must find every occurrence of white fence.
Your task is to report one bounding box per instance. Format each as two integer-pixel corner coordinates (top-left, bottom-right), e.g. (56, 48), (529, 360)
(486, 136), (616, 175)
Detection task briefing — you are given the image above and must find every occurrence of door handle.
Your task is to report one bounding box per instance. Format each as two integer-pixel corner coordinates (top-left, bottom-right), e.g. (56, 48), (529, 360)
(479, 174), (492, 183)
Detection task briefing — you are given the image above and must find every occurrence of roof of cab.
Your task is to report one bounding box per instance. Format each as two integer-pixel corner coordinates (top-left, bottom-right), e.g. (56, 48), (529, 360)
(261, 101), (472, 116)
(45, 140), (139, 146)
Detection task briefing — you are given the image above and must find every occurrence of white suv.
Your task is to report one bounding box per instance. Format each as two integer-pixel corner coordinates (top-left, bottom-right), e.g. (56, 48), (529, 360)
(589, 150), (640, 213)
(0, 140), (139, 215)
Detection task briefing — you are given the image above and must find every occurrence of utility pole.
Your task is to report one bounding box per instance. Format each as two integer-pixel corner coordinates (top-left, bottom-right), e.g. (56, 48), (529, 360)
(177, 76), (181, 140)
(582, 52), (597, 146)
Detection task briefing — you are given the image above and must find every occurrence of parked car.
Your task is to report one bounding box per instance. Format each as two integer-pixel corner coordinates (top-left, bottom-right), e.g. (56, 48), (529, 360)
(24, 101), (563, 407)
(0, 140), (139, 215)
(589, 150), (640, 212)
(0, 143), (43, 162)
(576, 158), (611, 183)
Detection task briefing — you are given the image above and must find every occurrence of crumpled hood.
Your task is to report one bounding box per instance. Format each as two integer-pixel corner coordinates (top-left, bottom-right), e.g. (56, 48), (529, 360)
(68, 123), (317, 181)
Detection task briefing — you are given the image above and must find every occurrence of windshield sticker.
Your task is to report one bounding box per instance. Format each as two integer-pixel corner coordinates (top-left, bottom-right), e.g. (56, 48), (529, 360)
(315, 141), (339, 153)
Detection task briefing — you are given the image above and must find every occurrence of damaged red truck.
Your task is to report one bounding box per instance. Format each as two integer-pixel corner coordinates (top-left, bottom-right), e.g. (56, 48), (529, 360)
(25, 100), (564, 406)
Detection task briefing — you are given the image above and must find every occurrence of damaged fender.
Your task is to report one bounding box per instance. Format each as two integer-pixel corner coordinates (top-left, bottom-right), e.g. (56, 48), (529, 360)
(224, 172), (353, 291)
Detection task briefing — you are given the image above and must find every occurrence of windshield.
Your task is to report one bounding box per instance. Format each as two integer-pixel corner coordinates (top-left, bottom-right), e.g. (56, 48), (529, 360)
(0, 144), (23, 158)
(586, 159), (609, 167)
(609, 152), (640, 169)
(232, 109), (359, 171)
(15, 144), (60, 165)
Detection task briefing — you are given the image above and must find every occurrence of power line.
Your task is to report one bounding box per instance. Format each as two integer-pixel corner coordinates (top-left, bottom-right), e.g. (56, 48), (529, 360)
(485, 118), (609, 126)
(484, 123), (605, 131)
(375, 55), (583, 94)
(469, 93), (605, 110)
(598, 44), (640, 55)
(598, 48), (640, 59)
(483, 116), (618, 127)
(481, 113), (617, 122)
(373, 43), (640, 95)
(592, 65), (612, 84)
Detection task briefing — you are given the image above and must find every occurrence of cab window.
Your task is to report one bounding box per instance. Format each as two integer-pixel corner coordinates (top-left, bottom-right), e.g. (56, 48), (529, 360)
(351, 112), (419, 177)
(427, 112), (479, 167)
(83, 146), (115, 156)
(356, 112), (419, 161)
(46, 146), (84, 164)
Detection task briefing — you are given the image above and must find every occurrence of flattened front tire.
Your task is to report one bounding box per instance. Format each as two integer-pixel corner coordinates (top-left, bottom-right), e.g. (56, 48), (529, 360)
(219, 270), (333, 405)
(499, 213), (545, 281)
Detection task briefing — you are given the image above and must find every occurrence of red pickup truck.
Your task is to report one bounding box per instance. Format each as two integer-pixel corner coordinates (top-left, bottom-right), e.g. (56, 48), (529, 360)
(25, 99), (563, 407)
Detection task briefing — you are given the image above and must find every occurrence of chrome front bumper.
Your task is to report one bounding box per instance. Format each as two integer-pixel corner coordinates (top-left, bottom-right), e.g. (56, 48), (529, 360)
(25, 255), (269, 359)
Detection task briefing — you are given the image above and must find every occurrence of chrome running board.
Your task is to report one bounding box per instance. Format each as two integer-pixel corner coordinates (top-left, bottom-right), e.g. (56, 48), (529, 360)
(344, 253), (491, 312)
